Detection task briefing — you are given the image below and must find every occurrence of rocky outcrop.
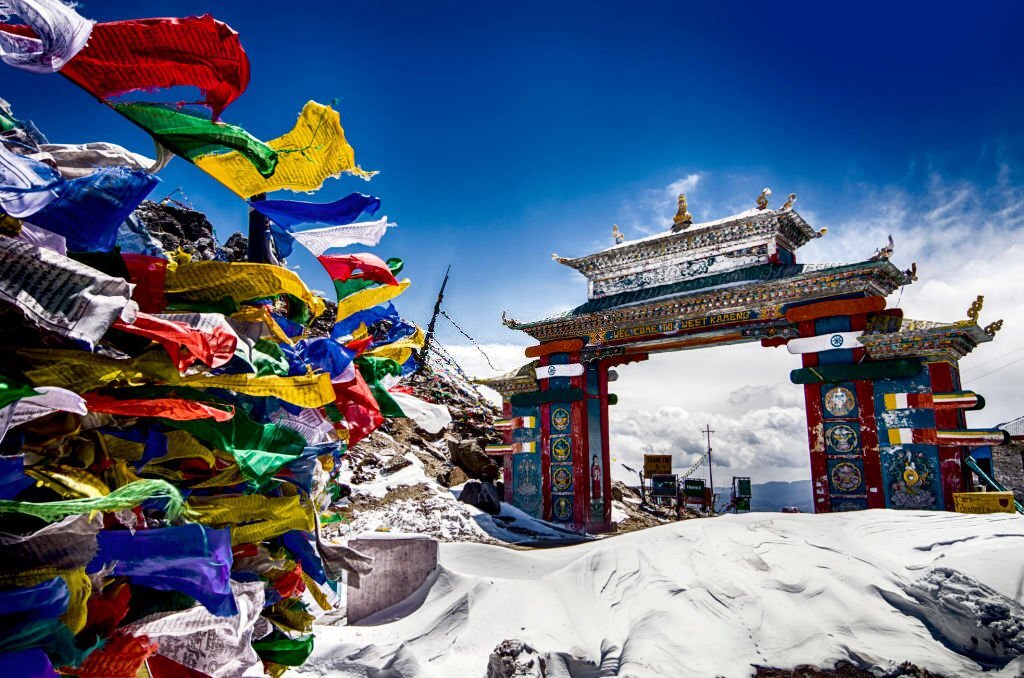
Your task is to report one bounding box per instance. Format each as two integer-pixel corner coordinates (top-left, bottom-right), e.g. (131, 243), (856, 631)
(459, 481), (502, 515)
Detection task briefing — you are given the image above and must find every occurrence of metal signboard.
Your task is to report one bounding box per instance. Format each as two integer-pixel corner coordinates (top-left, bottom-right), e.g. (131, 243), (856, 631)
(650, 474), (678, 498)
(683, 478), (706, 498)
(735, 477), (752, 498)
(644, 454), (672, 476)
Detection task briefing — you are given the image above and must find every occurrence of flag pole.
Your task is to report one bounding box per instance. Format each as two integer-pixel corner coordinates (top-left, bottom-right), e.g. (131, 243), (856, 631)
(418, 265), (451, 373)
(247, 192), (269, 263)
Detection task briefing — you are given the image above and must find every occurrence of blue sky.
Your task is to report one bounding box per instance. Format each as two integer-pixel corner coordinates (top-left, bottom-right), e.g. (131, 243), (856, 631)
(4, 1), (1023, 480)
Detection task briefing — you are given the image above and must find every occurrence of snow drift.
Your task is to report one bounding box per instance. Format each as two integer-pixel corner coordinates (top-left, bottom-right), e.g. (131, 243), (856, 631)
(297, 510), (1024, 677)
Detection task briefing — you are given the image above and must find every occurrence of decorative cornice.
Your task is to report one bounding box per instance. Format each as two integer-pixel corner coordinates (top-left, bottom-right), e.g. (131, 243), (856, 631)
(860, 321), (994, 362)
(510, 260), (909, 344)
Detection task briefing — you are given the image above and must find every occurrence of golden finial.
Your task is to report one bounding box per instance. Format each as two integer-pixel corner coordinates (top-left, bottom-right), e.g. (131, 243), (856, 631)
(967, 295), (984, 324)
(671, 194), (693, 232)
(781, 193), (797, 211)
(984, 319), (1003, 335)
(756, 187), (772, 210)
(612, 224), (625, 244)
(815, 227), (828, 239)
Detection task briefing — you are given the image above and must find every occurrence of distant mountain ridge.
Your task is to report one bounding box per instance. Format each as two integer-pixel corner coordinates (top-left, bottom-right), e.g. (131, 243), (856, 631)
(716, 480), (813, 513)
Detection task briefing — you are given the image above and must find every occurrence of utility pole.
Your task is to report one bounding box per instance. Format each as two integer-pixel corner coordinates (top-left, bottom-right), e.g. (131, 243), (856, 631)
(704, 424), (715, 515)
(247, 193), (269, 263)
(418, 265), (451, 373)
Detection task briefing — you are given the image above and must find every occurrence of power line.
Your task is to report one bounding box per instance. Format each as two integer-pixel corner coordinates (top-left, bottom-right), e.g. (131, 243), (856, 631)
(962, 344), (1024, 375)
(966, 354), (1024, 383)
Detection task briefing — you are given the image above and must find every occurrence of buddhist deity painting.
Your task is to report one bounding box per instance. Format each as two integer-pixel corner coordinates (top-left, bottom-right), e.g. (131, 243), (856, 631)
(823, 385), (857, 418)
(882, 447), (941, 510)
(825, 423), (859, 454)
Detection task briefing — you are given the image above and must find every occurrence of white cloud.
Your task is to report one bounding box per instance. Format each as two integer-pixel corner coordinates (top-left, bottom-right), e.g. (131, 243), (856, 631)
(629, 172), (705, 235)
(667, 173), (702, 196)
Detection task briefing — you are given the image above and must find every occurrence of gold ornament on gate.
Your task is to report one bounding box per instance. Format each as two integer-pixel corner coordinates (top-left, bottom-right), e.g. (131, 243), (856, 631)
(671, 194), (693, 232)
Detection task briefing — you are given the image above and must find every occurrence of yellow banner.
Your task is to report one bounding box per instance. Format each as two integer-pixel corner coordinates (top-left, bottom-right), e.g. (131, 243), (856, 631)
(165, 260), (325, 318)
(195, 101), (375, 198)
(336, 279), (410, 323)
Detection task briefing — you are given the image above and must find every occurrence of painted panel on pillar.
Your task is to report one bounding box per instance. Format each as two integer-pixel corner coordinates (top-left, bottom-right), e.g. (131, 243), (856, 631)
(822, 383), (858, 419)
(512, 428), (540, 444)
(830, 497), (868, 512)
(549, 401), (575, 522)
(824, 422), (860, 456)
(511, 452), (542, 517)
(827, 458), (865, 495)
(880, 445), (944, 510)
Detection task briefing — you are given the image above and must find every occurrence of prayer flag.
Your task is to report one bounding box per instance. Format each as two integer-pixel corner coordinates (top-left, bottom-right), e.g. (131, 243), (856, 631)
(0, 141), (62, 217)
(112, 311), (238, 370)
(195, 101), (374, 198)
(114, 102), (276, 177)
(35, 141), (158, 178)
(60, 14), (249, 119)
(284, 216), (389, 258)
(251, 192), (380, 229)
(0, 0), (93, 73)
(317, 252), (399, 287)
(387, 390), (451, 434)
(331, 371), (383, 446)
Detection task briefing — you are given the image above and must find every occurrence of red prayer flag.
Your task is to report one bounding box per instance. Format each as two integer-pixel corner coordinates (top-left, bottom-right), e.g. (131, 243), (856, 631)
(332, 371), (383, 446)
(121, 253), (168, 312)
(61, 15), (249, 119)
(317, 253), (399, 286)
(113, 311), (237, 371)
(84, 393), (235, 422)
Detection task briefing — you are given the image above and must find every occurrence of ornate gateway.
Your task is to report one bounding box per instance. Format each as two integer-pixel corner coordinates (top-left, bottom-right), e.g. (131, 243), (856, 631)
(480, 190), (1006, 532)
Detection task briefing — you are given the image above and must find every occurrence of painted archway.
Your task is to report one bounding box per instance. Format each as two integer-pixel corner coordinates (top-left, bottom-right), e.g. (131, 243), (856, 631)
(480, 194), (1006, 533)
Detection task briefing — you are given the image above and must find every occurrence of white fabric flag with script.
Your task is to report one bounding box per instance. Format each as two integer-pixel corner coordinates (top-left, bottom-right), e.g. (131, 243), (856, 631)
(0, 0), (94, 73)
(291, 216), (390, 257)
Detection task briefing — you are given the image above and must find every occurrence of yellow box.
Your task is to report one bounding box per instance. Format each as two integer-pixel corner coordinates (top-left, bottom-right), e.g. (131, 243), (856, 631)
(644, 454), (672, 476)
(953, 492), (1016, 514)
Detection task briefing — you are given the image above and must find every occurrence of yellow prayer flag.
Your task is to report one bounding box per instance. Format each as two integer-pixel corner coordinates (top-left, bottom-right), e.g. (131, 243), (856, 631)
(365, 326), (426, 364)
(336, 279), (411, 323)
(195, 101), (375, 198)
(187, 494), (314, 545)
(21, 349), (335, 408)
(165, 260), (326, 318)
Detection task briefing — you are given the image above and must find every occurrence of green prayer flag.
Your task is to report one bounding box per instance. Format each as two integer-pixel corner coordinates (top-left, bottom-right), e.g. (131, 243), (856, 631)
(253, 631), (315, 666)
(0, 375), (40, 409)
(163, 404), (305, 483)
(356, 356), (404, 418)
(115, 103), (278, 177)
(331, 257), (404, 301)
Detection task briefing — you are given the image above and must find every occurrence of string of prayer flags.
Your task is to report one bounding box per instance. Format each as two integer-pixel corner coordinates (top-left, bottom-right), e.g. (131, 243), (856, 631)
(60, 14), (250, 119)
(194, 100), (375, 198)
(112, 311), (238, 371)
(83, 393), (234, 422)
(164, 259), (326, 319)
(0, 0), (94, 74)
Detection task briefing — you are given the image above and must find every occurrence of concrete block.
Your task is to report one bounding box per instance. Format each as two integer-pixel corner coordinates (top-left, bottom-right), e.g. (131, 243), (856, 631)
(347, 533), (439, 625)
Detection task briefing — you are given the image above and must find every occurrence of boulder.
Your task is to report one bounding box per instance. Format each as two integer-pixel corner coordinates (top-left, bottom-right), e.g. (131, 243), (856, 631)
(437, 466), (470, 488)
(485, 639), (545, 678)
(447, 438), (500, 481)
(459, 480), (502, 515)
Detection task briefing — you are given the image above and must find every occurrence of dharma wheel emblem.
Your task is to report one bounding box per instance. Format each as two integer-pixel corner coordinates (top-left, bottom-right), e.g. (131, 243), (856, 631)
(548, 365), (557, 376)
(830, 334), (845, 348)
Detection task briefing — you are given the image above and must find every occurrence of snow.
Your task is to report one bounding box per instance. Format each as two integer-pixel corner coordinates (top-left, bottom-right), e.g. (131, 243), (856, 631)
(297, 510), (1024, 677)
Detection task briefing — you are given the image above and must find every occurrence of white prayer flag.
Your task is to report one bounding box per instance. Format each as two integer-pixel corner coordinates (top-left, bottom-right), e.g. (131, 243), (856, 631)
(292, 216), (391, 256)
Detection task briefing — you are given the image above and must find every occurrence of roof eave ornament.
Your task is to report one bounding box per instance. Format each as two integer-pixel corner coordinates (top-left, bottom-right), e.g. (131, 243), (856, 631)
(612, 224), (625, 244)
(781, 193), (797, 211)
(869, 234), (895, 261)
(501, 311), (520, 328)
(671, 194), (693, 232)
(756, 187), (772, 210)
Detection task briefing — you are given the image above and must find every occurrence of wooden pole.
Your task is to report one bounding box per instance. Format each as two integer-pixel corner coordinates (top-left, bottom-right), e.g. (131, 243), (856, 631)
(418, 265), (451, 372)
(704, 424), (715, 515)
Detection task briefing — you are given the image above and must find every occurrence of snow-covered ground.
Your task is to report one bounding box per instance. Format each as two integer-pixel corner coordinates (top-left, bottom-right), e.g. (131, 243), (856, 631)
(298, 510), (1024, 677)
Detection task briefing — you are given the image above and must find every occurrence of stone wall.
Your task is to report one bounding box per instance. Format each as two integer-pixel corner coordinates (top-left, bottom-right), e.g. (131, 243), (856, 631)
(992, 441), (1024, 504)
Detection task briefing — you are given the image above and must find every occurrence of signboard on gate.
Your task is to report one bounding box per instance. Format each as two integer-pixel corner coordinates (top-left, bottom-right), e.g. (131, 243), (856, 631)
(683, 478), (706, 498)
(734, 477), (752, 498)
(644, 454), (672, 476)
(953, 492), (1016, 514)
(650, 474), (677, 498)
